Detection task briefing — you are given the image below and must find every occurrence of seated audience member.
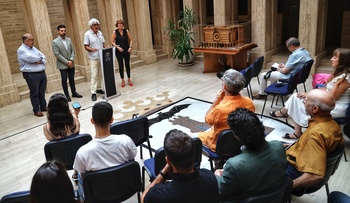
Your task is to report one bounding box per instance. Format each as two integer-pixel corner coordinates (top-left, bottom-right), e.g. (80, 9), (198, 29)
(43, 93), (80, 181)
(253, 37), (311, 99)
(30, 160), (77, 203)
(73, 101), (137, 200)
(142, 129), (219, 203)
(198, 69), (255, 153)
(285, 89), (344, 189)
(328, 191), (350, 203)
(215, 108), (286, 202)
(271, 48), (350, 139)
(43, 93), (80, 141)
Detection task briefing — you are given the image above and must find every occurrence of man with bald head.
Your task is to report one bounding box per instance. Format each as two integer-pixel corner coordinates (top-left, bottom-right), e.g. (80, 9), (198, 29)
(17, 33), (47, 117)
(285, 89), (344, 190)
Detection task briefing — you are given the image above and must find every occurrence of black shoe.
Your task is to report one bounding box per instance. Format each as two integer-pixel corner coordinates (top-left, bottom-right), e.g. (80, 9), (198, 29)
(96, 89), (105, 94)
(91, 94), (97, 101)
(66, 95), (72, 102)
(72, 93), (83, 98)
(41, 106), (47, 112)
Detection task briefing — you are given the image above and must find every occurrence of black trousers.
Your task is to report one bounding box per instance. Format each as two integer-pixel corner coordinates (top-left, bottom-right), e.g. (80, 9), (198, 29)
(59, 67), (76, 96)
(116, 51), (131, 79)
(22, 71), (47, 112)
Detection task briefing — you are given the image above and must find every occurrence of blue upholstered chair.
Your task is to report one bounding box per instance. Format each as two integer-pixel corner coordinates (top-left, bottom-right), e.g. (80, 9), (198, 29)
(110, 115), (153, 159)
(0, 190), (30, 203)
(83, 161), (142, 203)
(291, 145), (345, 197)
(260, 68), (302, 117)
(44, 133), (92, 170)
(202, 129), (242, 172)
(240, 64), (254, 99)
(142, 138), (202, 191)
(251, 56), (265, 85)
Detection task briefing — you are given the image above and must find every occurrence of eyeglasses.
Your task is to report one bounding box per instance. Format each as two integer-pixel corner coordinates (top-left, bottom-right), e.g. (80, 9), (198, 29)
(27, 38), (34, 41)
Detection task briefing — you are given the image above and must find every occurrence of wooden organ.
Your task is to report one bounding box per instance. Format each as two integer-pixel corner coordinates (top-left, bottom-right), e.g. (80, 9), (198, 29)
(195, 25), (257, 73)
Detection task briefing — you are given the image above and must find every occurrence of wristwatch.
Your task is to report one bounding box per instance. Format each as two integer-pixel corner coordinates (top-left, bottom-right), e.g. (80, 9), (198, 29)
(159, 170), (168, 179)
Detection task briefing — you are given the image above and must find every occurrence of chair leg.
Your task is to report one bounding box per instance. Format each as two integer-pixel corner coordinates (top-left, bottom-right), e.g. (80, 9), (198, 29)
(140, 145), (143, 159)
(260, 97), (268, 118)
(344, 151), (348, 162)
(142, 167), (145, 192)
(209, 158), (214, 172)
(325, 183), (330, 197)
(248, 83), (253, 100)
(271, 96), (276, 108)
(303, 83), (307, 92)
(137, 192), (141, 203)
(147, 140), (153, 158)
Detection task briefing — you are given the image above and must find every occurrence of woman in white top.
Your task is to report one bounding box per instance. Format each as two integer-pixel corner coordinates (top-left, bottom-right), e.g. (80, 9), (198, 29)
(270, 48), (350, 139)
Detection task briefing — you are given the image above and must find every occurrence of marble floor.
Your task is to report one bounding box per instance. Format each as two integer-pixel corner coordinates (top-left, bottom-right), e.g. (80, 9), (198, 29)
(0, 57), (349, 203)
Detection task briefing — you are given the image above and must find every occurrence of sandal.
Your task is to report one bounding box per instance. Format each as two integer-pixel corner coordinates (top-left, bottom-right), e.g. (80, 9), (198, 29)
(128, 79), (133, 86)
(282, 133), (300, 139)
(269, 110), (288, 118)
(121, 79), (125, 88)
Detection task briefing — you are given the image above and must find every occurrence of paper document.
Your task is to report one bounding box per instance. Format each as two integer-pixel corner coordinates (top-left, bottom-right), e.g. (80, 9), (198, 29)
(271, 63), (279, 68)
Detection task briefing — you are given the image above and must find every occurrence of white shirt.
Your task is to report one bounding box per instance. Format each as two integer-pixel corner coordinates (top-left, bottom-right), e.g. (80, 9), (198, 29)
(73, 134), (137, 173)
(84, 29), (105, 60)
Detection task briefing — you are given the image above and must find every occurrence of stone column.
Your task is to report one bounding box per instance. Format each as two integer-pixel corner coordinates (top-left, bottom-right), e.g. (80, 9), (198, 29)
(213, 0), (226, 26)
(299, 0), (327, 63)
(183, 0), (200, 47)
(132, 0), (157, 64)
(20, 0), (60, 92)
(250, 0), (278, 63)
(62, 0), (91, 81)
(0, 27), (20, 107)
(97, 0), (123, 46)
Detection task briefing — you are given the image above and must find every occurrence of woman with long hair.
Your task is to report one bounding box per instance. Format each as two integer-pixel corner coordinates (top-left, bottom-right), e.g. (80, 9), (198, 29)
(30, 160), (77, 203)
(43, 93), (80, 140)
(270, 48), (350, 139)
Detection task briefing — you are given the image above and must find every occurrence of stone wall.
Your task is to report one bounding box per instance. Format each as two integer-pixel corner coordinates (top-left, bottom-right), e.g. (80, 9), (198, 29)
(0, 0), (26, 74)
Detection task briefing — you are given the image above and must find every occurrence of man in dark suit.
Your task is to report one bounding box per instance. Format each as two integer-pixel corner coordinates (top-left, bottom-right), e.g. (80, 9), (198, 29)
(52, 24), (82, 102)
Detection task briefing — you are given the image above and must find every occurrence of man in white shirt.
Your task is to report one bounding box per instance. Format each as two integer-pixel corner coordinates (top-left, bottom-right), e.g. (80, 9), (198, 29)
(73, 101), (137, 200)
(84, 18), (106, 101)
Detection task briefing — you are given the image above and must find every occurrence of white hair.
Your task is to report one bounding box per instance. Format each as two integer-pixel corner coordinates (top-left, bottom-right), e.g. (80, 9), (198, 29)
(88, 18), (100, 27)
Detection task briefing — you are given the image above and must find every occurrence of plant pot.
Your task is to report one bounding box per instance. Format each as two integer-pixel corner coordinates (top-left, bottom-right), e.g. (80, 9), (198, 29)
(178, 52), (194, 66)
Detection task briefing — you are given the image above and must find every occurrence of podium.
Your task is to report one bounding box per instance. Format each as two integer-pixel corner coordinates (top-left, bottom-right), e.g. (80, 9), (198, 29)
(99, 47), (119, 100)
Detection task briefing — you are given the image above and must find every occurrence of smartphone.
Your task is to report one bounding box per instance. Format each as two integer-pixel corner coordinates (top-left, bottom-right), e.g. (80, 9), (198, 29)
(72, 102), (81, 109)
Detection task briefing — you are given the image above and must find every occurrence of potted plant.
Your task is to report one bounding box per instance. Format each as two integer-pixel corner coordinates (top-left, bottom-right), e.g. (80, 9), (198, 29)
(164, 6), (196, 66)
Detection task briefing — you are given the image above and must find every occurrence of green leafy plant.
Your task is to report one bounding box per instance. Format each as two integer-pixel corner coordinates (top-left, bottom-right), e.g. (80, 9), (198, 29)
(164, 6), (196, 64)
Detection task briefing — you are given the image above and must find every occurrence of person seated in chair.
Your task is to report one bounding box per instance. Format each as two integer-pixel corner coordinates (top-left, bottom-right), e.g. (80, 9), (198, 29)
(215, 108), (286, 202)
(142, 129), (219, 203)
(253, 37), (311, 99)
(30, 160), (78, 203)
(73, 101), (137, 201)
(270, 48), (350, 139)
(198, 69), (255, 165)
(285, 89), (344, 190)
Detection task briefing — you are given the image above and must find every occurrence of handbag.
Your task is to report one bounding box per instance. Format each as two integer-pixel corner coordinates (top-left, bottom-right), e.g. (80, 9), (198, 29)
(264, 67), (278, 79)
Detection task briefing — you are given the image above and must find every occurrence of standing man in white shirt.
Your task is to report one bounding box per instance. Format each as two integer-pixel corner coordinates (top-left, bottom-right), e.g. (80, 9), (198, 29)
(17, 33), (47, 117)
(84, 18), (106, 101)
(52, 24), (82, 102)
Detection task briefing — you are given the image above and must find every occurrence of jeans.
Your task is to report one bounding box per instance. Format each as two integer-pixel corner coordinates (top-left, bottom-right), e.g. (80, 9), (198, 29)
(22, 71), (47, 112)
(59, 68), (76, 96)
(77, 172), (85, 201)
(328, 191), (350, 203)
